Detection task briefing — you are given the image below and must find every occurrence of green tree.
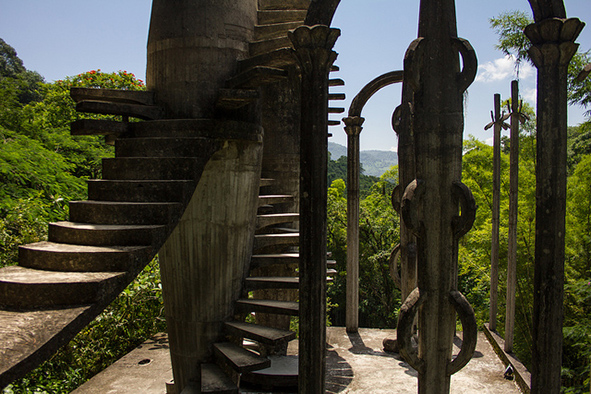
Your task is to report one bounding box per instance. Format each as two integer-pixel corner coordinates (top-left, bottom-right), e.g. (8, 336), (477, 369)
(490, 11), (591, 111)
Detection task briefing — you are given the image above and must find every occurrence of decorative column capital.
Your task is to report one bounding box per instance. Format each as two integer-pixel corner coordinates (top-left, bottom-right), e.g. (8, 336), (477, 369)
(288, 25), (341, 75)
(343, 116), (365, 136)
(524, 18), (585, 68)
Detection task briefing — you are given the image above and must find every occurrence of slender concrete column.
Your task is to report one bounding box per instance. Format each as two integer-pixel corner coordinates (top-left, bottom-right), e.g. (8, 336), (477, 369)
(488, 93), (503, 332)
(343, 116), (364, 333)
(289, 24), (340, 394)
(505, 81), (520, 352)
(146, 0), (257, 119)
(524, 15), (584, 394)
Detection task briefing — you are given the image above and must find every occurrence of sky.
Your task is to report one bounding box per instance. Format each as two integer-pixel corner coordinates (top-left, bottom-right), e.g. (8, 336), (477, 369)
(1, 0), (590, 151)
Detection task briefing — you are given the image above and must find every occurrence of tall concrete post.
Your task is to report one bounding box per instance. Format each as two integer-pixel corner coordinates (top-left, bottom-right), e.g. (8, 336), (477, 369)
(524, 8), (584, 393)
(489, 93), (502, 332)
(505, 81), (520, 352)
(343, 116), (364, 333)
(289, 24), (340, 394)
(396, 1), (478, 392)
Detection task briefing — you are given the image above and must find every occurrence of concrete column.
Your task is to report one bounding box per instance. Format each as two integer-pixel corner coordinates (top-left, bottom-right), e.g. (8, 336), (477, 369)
(505, 81), (519, 352)
(289, 24), (340, 394)
(489, 93), (502, 332)
(343, 116), (364, 333)
(524, 15), (584, 394)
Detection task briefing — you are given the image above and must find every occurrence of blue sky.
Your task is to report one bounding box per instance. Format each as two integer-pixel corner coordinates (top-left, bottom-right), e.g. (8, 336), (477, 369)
(1, 0), (589, 150)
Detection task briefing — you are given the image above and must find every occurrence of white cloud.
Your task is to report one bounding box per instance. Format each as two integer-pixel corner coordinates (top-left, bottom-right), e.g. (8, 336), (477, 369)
(523, 87), (537, 105)
(475, 56), (535, 83)
(389, 146), (398, 153)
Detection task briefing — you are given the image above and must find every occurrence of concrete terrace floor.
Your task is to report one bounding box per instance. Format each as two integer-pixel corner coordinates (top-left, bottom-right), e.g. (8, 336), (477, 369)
(73, 327), (523, 393)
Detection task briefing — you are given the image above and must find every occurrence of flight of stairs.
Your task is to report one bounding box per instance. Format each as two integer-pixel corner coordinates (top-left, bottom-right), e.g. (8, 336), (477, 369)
(0, 0), (344, 392)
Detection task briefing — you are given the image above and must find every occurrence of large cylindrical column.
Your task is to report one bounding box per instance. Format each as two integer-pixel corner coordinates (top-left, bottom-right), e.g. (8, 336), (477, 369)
(147, 0), (257, 119)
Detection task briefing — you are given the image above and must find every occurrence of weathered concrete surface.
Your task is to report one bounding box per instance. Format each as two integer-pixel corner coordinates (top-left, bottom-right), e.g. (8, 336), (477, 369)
(75, 327), (523, 393)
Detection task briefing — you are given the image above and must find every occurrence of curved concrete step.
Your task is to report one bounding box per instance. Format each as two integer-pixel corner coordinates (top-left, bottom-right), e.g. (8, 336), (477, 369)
(87, 179), (195, 203)
(70, 88), (155, 106)
(128, 119), (263, 142)
(235, 299), (299, 316)
(255, 21), (303, 41)
(216, 89), (260, 110)
(258, 0), (310, 10)
(69, 201), (183, 226)
(237, 48), (296, 74)
(256, 213), (299, 229)
(254, 233), (299, 251)
(249, 37), (292, 58)
(76, 100), (162, 120)
(201, 363), (238, 394)
(251, 253), (300, 269)
(241, 355), (298, 389)
(213, 342), (270, 373)
(226, 66), (288, 89)
(18, 242), (151, 272)
(257, 195), (293, 206)
(0, 305), (92, 388)
(102, 157), (208, 181)
(224, 321), (296, 346)
(245, 276), (299, 290)
(115, 137), (217, 158)
(48, 221), (167, 247)
(0, 266), (125, 309)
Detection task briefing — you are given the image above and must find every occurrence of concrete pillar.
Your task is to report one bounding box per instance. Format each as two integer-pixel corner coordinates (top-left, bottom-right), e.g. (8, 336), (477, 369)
(489, 93), (502, 332)
(505, 81), (519, 352)
(343, 116), (364, 333)
(147, 0), (257, 119)
(524, 14), (584, 394)
(289, 24), (340, 394)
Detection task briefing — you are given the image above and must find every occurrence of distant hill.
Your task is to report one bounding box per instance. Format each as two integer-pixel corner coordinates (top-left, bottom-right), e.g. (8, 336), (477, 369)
(328, 142), (398, 177)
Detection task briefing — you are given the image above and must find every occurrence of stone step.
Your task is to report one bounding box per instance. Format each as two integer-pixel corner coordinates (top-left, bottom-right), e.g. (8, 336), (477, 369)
(216, 89), (260, 110)
(328, 120), (341, 126)
(237, 48), (295, 74)
(87, 179), (195, 203)
(127, 119), (263, 143)
(245, 276), (299, 290)
(69, 201), (182, 226)
(257, 10), (306, 25)
(251, 253), (300, 269)
(260, 178), (276, 187)
(70, 87), (155, 106)
(0, 266), (125, 309)
(329, 107), (345, 114)
(241, 355), (299, 389)
(114, 137), (216, 158)
(250, 37), (292, 58)
(254, 21), (303, 41)
(329, 78), (345, 87)
(70, 119), (129, 137)
(224, 321), (296, 346)
(76, 100), (162, 120)
(18, 241), (151, 272)
(235, 299), (299, 316)
(0, 305), (92, 388)
(328, 93), (346, 101)
(102, 157), (207, 181)
(258, 195), (293, 206)
(256, 213), (299, 229)
(258, 0), (310, 10)
(226, 66), (287, 89)
(327, 268), (337, 276)
(254, 233), (299, 251)
(201, 363), (238, 394)
(48, 221), (167, 247)
(213, 342), (270, 373)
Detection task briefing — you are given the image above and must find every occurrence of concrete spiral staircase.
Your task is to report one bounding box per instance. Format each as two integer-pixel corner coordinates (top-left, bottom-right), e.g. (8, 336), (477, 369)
(0, 0), (343, 392)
